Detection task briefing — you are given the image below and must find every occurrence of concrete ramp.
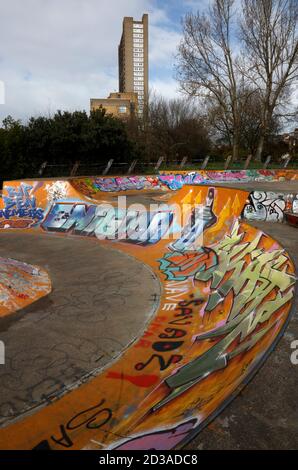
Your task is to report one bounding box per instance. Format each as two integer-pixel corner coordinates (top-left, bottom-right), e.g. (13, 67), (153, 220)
(0, 175), (296, 450)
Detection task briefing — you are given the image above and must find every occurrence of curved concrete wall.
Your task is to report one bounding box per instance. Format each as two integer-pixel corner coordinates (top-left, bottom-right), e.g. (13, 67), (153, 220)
(0, 177), (296, 450)
(70, 170), (298, 222)
(70, 169), (298, 194)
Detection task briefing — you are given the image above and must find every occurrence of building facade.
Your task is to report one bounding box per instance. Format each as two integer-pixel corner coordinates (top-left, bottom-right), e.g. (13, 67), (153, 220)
(118, 14), (148, 115)
(90, 92), (138, 119)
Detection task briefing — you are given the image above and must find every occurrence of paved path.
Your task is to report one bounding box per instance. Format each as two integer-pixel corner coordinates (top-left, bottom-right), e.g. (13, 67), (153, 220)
(0, 232), (160, 426)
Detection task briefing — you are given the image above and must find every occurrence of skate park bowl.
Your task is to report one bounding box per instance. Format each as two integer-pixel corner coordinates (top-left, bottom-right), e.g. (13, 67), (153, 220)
(0, 168), (297, 450)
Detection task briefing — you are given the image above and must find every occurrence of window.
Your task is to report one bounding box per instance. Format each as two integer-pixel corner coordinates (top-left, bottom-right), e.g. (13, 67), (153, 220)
(118, 106), (127, 114)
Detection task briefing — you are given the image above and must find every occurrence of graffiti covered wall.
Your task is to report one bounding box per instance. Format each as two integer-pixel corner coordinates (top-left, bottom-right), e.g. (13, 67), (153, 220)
(71, 172), (298, 222)
(159, 169), (298, 189)
(71, 169), (298, 197)
(0, 178), (295, 450)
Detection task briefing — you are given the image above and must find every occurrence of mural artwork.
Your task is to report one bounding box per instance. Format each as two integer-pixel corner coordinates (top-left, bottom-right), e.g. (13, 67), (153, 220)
(0, 173), (296, 450)
(243, 191), (287, 222)
(0, 183), (44, 228)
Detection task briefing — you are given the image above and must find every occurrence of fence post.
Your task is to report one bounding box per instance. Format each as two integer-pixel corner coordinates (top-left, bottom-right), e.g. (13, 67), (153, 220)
(103, 159), (114, 176)
(154, 156), (164, 171)
(284, 155), (292, 168)
(180, 156), (188, 168)
(201, 155), (210, 170)
(70, 161), (80, 177)
(224, 155), (233, 170)
(127, 159), (138, 174)
(263, 155), (271, 169)
(38, 161), (47, 176)
(243, 154), (252, 170)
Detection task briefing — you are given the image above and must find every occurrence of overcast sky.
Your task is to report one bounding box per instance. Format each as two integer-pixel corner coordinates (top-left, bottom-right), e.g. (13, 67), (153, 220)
(0, 0), (203, 122)
(0, 0), (296, 125)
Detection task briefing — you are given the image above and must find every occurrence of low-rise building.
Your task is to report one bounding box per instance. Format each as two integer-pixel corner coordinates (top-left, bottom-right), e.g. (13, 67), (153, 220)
(90, 91), (138, 119)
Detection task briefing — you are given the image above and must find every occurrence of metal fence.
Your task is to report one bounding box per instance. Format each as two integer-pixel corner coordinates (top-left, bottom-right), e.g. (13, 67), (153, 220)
(36, 154), (298, 178)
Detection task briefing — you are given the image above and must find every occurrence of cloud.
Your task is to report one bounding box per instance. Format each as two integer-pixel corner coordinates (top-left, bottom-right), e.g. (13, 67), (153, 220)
(150, 77), (182, 100)
(0, 0), (183, 122)
(150, 25), (181, 65)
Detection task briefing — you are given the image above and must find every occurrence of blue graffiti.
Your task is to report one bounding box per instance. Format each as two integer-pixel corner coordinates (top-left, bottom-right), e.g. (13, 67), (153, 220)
(0, 184), (44, 221)
(158, 174), (205, 190)
(42, 202), (174, 245)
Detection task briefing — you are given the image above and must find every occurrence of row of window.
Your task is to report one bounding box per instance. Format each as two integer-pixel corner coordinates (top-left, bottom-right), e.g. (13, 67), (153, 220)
(133, 33), (143, 38)
(133, 23), (143, 29)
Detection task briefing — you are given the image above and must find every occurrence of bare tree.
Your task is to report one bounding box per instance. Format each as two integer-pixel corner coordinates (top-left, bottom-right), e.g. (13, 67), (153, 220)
(241, 0), (298, 160)
(176, 0), (244, 160)
(126, 94), (211, 162)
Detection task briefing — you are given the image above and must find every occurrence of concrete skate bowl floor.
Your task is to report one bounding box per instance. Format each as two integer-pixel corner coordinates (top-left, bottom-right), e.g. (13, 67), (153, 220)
(0, 232), (160, 426)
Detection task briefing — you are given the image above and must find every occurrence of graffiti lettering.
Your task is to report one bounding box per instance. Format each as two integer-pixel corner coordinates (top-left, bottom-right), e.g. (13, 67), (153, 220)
(153, 221), (295, 410)
(42, 202), (173, 244)
(135, 354), (183, 372)
(243, 191), (289, 222)
(159, 248), (217, 281)
(290, 340), (298, 365)
(169, 188), (217, 252)
(34, 399), (112, 449)
(0, 184), (44, 225)
(135, 298), (200, 372)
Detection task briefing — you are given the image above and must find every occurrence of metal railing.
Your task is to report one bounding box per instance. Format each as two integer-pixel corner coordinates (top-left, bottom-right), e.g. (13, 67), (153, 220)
(37, 153), (297, 177)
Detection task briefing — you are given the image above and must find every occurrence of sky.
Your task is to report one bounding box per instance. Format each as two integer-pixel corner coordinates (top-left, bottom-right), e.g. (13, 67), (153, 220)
(0, 0), (296, 124)
(0, 0), (209, 122)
